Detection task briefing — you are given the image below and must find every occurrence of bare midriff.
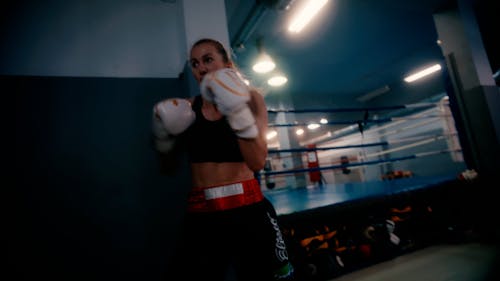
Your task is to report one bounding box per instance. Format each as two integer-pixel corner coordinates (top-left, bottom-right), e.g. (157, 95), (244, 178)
(190, 162), (255, 188)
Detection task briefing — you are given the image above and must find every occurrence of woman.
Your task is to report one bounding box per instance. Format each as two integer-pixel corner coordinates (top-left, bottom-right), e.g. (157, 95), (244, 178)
(152, 38), (295, 280)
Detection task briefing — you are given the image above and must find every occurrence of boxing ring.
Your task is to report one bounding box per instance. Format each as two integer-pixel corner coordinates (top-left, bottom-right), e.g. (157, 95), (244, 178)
(260, 94), (467, 209)
(265, 175), (457, 216)
(257, 95), (480, 280)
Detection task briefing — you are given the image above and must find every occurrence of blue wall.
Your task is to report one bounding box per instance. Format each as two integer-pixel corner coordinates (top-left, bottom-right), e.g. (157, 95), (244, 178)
(11, 75), (190, 280)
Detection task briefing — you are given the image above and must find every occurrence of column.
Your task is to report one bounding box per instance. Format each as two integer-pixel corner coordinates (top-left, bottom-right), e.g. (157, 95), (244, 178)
(275, 103), (307, 189)
(179, 0), (231, 97)
(433, 0), (500, 178)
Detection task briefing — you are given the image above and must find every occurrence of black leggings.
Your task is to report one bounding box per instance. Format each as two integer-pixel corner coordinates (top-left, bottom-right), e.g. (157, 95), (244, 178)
(171, 198), (294, 281)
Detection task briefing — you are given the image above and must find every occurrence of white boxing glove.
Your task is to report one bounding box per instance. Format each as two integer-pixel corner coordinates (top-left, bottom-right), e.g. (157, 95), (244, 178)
(152, 98), (195, 153)
(200, 68), (258, 139)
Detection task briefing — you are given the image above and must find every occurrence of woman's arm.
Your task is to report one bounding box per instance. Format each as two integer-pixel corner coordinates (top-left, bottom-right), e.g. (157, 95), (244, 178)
(238, 89), (268, 172)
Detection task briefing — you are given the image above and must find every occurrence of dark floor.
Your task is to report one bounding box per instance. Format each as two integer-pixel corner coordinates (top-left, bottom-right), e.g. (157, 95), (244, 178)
(328, 242), (499, 281)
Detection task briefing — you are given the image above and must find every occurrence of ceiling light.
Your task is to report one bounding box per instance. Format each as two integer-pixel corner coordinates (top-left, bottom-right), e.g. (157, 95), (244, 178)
(252, 52), (276, 73)
(320, 118), (328, 124)
(296, 128), (304, 136)
(266, 130), (278, 140)
(404, 64), (442, 83)
(288, 0), (329, 33)
(267, 74), (288, 87)
(356, 85), (390, 102)
(307, 123), (320, 130)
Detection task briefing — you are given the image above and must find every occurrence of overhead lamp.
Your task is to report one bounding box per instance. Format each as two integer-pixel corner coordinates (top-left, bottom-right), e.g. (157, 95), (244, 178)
(266, 130), (278, 140)
(252, 37), (276, 74)
(267, 73), (288, 87)
(253, 52), (276, 73)
(296, 128), (305, 136)
(356, 85), (390, 103)
(404, 64), (442, 83)
(307, 123), (320, 130)
(288, 0), (329, 33)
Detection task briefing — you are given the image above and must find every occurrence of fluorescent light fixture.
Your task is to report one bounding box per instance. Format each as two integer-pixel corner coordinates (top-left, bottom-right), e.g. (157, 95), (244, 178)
(404, 64), (442, 83)
(266, 130), (278, 140)
(288, 0), (329, 33)
(356, 85), (390, 102)
(252, 52), (276, 73)
(267, 74), (288, 87)
(296, 128), (305, 136)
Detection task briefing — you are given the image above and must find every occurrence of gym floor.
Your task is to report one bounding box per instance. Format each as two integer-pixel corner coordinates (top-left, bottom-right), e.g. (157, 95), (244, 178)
(327, 242), (499, 281)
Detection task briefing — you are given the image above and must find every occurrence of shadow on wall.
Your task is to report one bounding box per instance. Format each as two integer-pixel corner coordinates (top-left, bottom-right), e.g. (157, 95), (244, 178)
(11, 76), (191, 281)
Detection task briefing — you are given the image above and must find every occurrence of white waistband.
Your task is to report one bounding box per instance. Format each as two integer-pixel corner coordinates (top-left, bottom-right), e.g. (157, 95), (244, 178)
(204, 183), (244, 200)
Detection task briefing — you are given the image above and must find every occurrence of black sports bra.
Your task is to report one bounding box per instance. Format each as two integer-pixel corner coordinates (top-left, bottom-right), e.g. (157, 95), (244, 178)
(182, 95), (244, 163)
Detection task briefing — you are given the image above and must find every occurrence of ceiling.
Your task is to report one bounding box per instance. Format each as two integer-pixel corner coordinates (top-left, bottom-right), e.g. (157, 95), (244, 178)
(224, 0), (499, 133)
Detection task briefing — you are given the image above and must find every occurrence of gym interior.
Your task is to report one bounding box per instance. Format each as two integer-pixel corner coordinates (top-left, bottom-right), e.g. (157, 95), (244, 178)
(8, 0), (499, 280)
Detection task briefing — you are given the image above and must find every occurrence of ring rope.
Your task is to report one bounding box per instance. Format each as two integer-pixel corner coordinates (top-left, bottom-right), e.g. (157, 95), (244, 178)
(385, 132), (457, 144)
(269, 133), (457, 155)
(268, 115), (451, 128)
(268, 142), (388, 154)
(261, 149), (462, 177)
(364, 136), (447, 158)
(303, 117), (445, 146)
(267, 102), (449, 114)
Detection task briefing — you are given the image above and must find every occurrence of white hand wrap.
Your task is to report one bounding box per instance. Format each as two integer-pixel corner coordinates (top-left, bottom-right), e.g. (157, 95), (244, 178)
(152, 98), (195, 152)
(200, 68), (258, 139)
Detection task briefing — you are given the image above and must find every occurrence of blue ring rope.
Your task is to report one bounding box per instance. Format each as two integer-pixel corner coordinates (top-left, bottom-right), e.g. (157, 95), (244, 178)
(268, 141), (388, 154)
(267, 102), (446, 114)
(260, 149), (460, 176)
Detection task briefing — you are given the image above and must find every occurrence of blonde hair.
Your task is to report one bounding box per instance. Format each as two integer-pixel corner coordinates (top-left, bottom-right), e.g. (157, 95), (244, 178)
(191, 38), (232, 65)
(190, 38), (263, 94)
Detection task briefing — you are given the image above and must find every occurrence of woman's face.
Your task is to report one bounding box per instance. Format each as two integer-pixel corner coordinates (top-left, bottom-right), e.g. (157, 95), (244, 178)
(190, 42), (230, 83)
